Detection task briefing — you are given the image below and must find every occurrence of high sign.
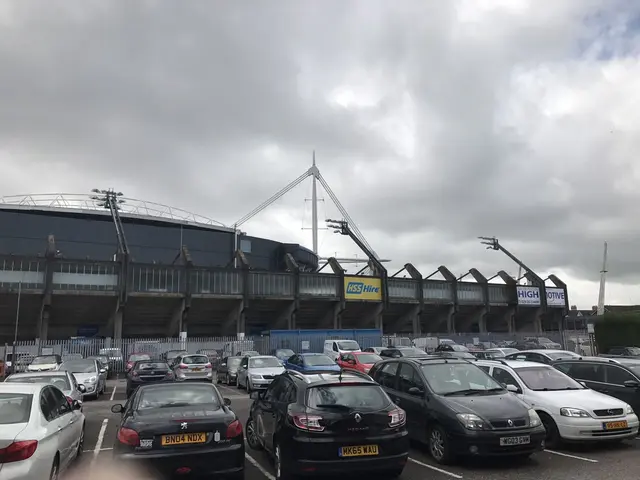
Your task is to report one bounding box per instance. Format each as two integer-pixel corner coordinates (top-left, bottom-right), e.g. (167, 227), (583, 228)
(546, 288), (566, 307)
(517, 286), (541, 306)
(344, 276), (382, 301)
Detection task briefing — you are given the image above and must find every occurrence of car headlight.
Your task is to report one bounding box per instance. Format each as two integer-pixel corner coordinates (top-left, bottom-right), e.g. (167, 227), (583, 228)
(87, 376), (97, 383)
(560, 407), (590, 418)
(456, 413), (489, 430)
(528, 409), (542, 427)
(626, 405), (634, 415)
(250, 374), (263, 380)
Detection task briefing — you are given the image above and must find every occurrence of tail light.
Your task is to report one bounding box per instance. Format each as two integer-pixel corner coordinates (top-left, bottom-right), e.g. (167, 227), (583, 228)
(388, 408), (406, 428)
(0, 440), (38, 463)
(288, 406), (324, 432)
(226, 420), (243, 438)
(117, 427), (140, 446)
(178, 363), (188, 369)
(205, 363), (212, 369)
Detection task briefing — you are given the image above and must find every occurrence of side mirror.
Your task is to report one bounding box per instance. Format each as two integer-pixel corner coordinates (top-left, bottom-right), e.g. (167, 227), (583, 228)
(221, 363), (227, 367)
(100, 369), (106, 374)
(624, 380), (640, 388)
(407, 386), (424, 395)
(111, 404), (123, 414)
(579, 381), (588, 388)
(250, 391), (260, 400)
(72, 400), (82, 410)
(506, 384), (519, 393)
(224, 397), (231, 406)
(78, 384), (87, 393)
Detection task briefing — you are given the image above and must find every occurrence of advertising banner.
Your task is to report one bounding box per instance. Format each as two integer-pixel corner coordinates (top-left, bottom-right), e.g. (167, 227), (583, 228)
(517, 286), (541, 306)
(344, 276), (382, 301)
(546, 288), (566, 307)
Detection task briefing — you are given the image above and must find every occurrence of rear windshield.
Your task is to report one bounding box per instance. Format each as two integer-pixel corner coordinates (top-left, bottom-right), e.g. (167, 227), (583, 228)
(137, 385), (220, 410)
(545, 351), (580, 360)
(182, 355), (209, 365)
(60, 360), (96, 373)
(129, 354), (151, 362)
(307, 385), (390, 411)
(32, 356), (59, 365)
(303, 355), (335, 366)
(167, 351), (187, 359)
(6, 375), (70, 391)
(0, 393), (32, 424)
(135, 362), (169, 371)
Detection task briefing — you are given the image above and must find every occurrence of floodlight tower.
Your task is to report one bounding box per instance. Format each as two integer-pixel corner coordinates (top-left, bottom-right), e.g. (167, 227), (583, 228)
(91, 188), (129, 256)
(597, 241), (608, 315)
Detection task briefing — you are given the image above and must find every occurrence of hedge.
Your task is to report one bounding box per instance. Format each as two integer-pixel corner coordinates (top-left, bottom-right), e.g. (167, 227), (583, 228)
(594, 312), (640, 353)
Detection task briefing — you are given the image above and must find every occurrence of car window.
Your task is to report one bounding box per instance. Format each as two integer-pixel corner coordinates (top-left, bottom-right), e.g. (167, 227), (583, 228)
(492, 367), (520, 389)
(60, 360), (97, 373)
(182, 355), (209, 365)
(525, 353), (546, 363)
(301, 355), (334, 367)
(567, 363), (605, 382)
(516, 366), (583, 390)
(137, 385), (220, 410)
(0, 393), (32, 424)
(227, 357), (242, 367)
(7, 374), (71, 391)
(337, 341), (360, 351)
(477, 365), (491, 374)
(49, 387), (72, 416)
(135, 362), (169, 371)
(422, 363), (504, 395)
(356, 353), (381, 364)
(604, 365), (636, 385)
(40, 388), (56, 421)
(241, 357), (249, 368)
(507, 354), (527, 361)
(306, 385), (390, 410)
(376, 362), (399, 389)
(398, 364), (425, 396)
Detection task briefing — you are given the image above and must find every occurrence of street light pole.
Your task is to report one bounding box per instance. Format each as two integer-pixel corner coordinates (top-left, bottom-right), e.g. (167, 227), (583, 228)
(13, 280), (21, 345)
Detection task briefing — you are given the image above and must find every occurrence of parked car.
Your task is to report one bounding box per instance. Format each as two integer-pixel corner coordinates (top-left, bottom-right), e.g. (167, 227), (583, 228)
(601, 346), (640, 357)
(323, 339), (361, 361)
(164, 349), (188, 367)
(554, 356), (640, 416)
(236, 355), (284, 393)
(59, 358), (107, 399)
(380, 347), (429, 359)
(171, 354), (213, 382)
(476, 359), (639, 446)
(98, 348), (124, 372)
(126, 361), (174, 398)
(505, 349), (580, 365)
(432, 351), (477, 360)
(196, 349), (220, 367)
(271, 348), (295, 364)
(284, 353), (340, 373)
(483, 348), (520, 358)
(236, 350), (259, 357)
(217, 356), (242, 385)
(111, 383), (244, 479)
(245, 369), (409, 479)
(27, 355), (62, 372)
(337, 351), (383, 373)
(369, 356), (545, 464)
(87, 355), (112, 378)
(4, 370), (86, 408)
(0, 382), (85, 479)
(524, 337), (562, 349)
(125, 353), (152, 372)
(363, 347), (386, 354)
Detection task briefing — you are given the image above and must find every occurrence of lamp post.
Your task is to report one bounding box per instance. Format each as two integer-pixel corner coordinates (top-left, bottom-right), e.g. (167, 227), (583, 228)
(13, 279), (21, 345)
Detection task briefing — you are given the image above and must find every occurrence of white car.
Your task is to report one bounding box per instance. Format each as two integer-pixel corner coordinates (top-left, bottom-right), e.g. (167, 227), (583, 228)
(27, 355), (62, 373)
(323, 339), (361, 361)
(236, 355), (284, 393)
(475, 359), (639, 446)
(0, 383), (85, 480)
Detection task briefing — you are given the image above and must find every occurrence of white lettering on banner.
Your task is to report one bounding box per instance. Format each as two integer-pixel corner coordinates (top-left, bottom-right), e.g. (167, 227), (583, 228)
(546, 288), (566, 307)
(517, 286), (541, 306)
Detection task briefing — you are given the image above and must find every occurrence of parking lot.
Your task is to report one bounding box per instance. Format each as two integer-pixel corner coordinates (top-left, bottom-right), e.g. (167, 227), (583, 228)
(74, 378), (640, 480)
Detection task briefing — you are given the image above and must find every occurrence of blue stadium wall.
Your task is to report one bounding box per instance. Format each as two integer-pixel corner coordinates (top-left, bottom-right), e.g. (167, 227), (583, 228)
(0, 208), (319, 271)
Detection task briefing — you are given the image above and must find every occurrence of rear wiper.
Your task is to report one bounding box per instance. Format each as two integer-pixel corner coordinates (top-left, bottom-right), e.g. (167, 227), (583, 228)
(315, 404), (352, 410)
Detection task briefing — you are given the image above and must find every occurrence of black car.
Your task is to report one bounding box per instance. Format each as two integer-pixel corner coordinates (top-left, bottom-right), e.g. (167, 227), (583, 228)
(554, 356), (640, 415)
(111, 382), (245, 479)
(245, 369), (409, 480)
(126, 361), (175, 398)
(369, 357), (545, 464)
(379, 347), (429, 358)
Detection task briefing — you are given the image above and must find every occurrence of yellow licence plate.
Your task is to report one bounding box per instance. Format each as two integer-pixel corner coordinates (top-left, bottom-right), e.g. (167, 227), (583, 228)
(192, 367), (202, 372)
(339, 445), (379, 457)
(161, 433), (207, 446)
(604, 421), (628, 430)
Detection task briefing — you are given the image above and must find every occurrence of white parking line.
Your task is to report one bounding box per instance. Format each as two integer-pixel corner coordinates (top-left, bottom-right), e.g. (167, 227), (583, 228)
(245, 453), (275, 480)
(92, 419), (109, 465)
(109, 386), (117, 401)
(544, 449), (598, 463)
(84, 447), (113, 453)
(408, 457), (463, 478)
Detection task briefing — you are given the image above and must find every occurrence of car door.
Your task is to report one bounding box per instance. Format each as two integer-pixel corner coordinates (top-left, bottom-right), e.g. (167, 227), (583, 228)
(51, 385), (81, 467)
(602, 365), (640, 409)
(237, 356), (249, 386)
(393, 363), (427, 440)
(491, 367), (523, 395)
(40, 386), (72, 470)
(258, 377), (286, 451)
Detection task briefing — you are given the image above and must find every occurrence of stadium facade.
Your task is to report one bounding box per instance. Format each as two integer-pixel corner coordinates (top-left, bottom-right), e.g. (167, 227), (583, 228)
(0, 195), (569, 341)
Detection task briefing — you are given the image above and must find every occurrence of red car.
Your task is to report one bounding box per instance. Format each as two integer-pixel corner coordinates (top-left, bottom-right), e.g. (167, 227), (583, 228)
(337, 351), (382, 373)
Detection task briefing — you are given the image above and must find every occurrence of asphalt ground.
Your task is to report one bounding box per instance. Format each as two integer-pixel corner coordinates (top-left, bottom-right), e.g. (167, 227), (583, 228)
(73, 378), (640, 480)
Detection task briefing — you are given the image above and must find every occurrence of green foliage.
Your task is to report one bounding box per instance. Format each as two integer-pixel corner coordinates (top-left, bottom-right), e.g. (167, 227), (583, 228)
(594, 312), (640, 352)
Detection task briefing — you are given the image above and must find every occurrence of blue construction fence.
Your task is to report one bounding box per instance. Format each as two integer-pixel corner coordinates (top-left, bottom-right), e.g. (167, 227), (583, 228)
(268, 329), (382, 354)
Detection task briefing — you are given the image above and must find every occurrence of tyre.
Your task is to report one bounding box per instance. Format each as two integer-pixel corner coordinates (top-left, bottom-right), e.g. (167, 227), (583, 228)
(216, 374), (222, 384)
(76, 425), (85, 459)
(428, 424), (454, 465)
(49, 458), (59, 480)
(246, 380), (252, 394)
(245, 417), (262, 450)
(539, 412), (561, 448)
(274, 440), (293, 480)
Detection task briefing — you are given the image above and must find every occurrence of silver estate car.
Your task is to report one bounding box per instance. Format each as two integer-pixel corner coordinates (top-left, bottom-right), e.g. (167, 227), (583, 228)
(5, 370), (86, 407)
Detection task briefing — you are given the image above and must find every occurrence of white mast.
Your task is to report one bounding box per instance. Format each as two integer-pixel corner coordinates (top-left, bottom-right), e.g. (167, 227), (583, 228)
(311, 151), (318, 254)
(597, 241), (608, 315)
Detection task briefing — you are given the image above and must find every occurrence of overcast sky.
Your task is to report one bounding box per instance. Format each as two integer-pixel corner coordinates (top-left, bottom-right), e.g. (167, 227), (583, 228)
(1, 0), (640, 309)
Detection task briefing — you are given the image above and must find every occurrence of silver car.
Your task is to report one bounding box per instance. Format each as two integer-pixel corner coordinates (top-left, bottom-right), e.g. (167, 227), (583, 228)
(237, 355), (285, 393)
(172, 354), (213, 382)
(4, 371), (86, 408)
(59, 359), (107, 399)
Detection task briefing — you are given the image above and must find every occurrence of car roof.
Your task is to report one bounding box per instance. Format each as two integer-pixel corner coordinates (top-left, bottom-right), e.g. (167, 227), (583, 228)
(287, 370), (375, 386)
(391, 356), (469, 366)
(0, 383), (45, 394)
(554, 356), (640, 366)
(514, 349), (568, 355)
(300, 352), (327, 356)
(9, 371), (69, 377)
(248, 355), (278, 360)
(476, 359), (547, 369)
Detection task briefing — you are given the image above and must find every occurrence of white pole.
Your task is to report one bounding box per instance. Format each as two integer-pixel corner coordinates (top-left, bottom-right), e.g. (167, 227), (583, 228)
(13, 281), (21, 345)
(597, 241), (608, 316)
(311, 151), (318, 254)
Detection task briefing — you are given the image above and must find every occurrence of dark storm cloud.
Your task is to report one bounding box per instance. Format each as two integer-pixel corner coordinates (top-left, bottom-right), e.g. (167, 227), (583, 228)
(2, 0), (640, 294)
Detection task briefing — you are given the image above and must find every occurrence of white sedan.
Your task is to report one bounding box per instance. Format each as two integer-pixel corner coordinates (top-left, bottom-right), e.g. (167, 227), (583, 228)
(476, 359), (639, 446)
(0, 383), (85, 480)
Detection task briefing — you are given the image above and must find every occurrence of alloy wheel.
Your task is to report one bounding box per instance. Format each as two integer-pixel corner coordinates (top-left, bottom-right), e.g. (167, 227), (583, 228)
(275, 444), (282, 480)
(246, 419), (260, 448)
(430, 429), (445, 461)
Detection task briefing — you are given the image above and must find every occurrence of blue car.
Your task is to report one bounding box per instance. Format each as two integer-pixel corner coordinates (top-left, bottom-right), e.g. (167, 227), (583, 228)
(284, 353), (340, 373)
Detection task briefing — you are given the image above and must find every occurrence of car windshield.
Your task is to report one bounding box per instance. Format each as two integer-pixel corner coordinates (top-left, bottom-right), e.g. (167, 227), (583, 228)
(61, 360), (96, 373)
(275, 349), (295, 358)
(516, 366), (584, 391)
(303, 355), (335, 366)
(0, 394), (32, 424)
(307, 385), (390, 411)
(356, 353), (382, 364)
(182, 355), (209, 365)
(89, 356), (109, 364)
(249, 357), (281, 368)
(227, 357), (242, 367)
(135, 362), (169, 371)
(545, 351), (580, 360)
(137, 385), (220, 410)
(337, 341), (359, 351)
(7, 375), (70, 390)
(167, 351), (187, 359)
(129, 354), (151, 362)
(31, 356), (58, 365)
(421, 363), (505, 395)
